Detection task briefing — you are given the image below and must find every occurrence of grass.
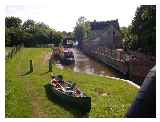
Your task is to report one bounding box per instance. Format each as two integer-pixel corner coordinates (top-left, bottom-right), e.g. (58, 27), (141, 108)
(5, 48), (138, 118)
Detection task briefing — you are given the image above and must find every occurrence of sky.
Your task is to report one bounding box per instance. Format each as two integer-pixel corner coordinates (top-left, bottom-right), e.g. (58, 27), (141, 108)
(5, 0), (157, 32)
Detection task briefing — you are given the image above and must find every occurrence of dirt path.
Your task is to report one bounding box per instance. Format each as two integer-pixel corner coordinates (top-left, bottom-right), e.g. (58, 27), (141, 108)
(26, 80), (48, 117)
(24, 51), (50, 117)
(43, 52), (52, 64)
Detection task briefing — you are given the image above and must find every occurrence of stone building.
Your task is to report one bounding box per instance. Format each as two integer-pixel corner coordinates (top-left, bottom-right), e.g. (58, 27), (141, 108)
(84, 19), (123, 49)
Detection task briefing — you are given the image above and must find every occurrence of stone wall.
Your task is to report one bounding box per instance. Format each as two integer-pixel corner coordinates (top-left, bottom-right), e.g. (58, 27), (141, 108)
(81, 43), (129, 75)
(80, 42), (156, 85)
(128, 52), (155, 85)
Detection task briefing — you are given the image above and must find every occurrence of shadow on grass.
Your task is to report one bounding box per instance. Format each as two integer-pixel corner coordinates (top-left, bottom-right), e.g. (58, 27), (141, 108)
(20, 70), (33, 76)
(44, 84), (89, 118)
(39, 71), (50, 75)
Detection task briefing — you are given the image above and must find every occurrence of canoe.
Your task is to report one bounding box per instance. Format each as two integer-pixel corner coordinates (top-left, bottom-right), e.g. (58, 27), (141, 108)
(48, 79), (91, 113)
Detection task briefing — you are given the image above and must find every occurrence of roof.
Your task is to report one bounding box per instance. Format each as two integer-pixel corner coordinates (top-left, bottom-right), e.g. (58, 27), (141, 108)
(90, 19), (119, 30)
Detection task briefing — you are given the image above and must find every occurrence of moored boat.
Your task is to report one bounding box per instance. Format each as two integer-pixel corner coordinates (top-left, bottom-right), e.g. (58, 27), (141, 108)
(48, 75), (91, 113)
(59, 48), (75, 65)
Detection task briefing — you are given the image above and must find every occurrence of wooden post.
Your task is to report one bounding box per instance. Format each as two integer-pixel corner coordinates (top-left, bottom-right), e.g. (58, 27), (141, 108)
(29, 60), (33, 72)
(49, 59), (52, 72)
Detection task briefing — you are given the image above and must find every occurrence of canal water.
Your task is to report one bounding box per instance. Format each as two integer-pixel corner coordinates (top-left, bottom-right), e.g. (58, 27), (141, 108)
(55, 48), (124, 78)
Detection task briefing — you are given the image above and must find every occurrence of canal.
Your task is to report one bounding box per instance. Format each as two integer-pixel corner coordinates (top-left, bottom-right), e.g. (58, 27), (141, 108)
(56, 48), (124, 78)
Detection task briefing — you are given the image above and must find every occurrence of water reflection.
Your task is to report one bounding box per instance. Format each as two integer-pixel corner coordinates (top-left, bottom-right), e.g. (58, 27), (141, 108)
(56, 48), (123, 78)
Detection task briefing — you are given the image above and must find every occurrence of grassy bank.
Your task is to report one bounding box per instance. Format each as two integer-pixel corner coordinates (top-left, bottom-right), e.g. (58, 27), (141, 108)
(5, 48), (138, 117)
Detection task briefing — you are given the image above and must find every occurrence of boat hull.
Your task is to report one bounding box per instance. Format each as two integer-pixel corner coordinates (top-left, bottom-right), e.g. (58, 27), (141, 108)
(60, 57), (75, 65)
(48, 84), (91, 113)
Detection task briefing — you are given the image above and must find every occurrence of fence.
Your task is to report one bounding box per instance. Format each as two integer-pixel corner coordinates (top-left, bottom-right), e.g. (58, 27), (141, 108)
(5, 45), (22, 61)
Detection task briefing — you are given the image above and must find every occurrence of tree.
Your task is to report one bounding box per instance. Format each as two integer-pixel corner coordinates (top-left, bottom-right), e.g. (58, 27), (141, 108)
(22, 19), (36, 33)
(5, 27), (24, 46)
(5, 16), (22, 28)
(74, 16), (91, 47)
(5, 28), (12, 46)
(74, 25), (85, 42)
(121, 5), (156, 56)
(22, 20), (55, 46)
(5, 16), (65, 47)
(5, 17), (23, 46)
(131, 5), (156, 55)
(52, 31), (63, 46)
(35, 22), (49, 30)
(121, 25), (135, 50)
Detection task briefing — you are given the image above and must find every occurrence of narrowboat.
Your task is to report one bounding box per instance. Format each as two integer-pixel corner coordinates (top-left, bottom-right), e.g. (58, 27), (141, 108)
(59, 48), (75, 65)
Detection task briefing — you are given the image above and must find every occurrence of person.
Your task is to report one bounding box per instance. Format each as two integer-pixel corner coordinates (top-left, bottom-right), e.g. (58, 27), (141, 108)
(126, 66), (156, 118)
